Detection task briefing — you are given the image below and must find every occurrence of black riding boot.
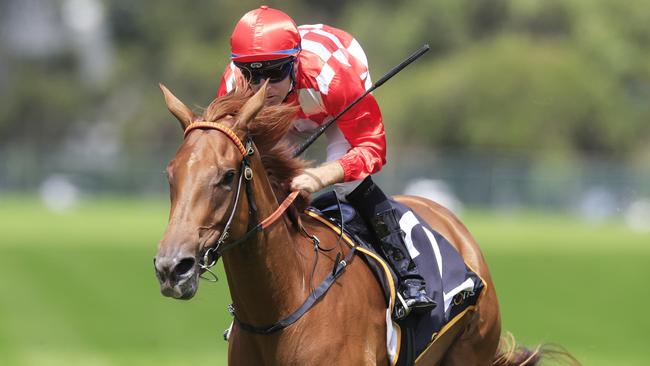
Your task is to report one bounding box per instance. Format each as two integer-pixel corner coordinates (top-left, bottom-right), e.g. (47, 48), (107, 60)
(346, 177), (436, 317)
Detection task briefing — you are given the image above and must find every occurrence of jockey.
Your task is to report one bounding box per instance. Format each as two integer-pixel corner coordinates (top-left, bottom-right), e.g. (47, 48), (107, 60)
(218, 6), (436, 314)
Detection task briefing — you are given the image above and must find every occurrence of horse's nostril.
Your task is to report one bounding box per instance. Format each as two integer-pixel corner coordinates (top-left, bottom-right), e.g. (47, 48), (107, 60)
(174, 257), (196, 277)
(154, 257), (166, 281)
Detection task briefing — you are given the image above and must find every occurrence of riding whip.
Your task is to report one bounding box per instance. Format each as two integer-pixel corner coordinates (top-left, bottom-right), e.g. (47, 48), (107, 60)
(292, 44), (430, 157)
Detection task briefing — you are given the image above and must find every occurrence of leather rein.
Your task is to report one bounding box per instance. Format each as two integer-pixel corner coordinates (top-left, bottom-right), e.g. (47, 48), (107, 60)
(184, 121), (354, 335)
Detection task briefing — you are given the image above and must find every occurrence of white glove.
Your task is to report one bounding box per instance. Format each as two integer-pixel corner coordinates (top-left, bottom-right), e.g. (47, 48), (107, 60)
(290, 162), (345, 194)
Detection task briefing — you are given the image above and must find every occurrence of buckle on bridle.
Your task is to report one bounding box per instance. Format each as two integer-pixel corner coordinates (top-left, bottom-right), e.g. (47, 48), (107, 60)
(244, 166), (253, 180)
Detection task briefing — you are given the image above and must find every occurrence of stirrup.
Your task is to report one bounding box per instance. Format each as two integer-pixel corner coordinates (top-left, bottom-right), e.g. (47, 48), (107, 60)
(393, 292), (412, 320)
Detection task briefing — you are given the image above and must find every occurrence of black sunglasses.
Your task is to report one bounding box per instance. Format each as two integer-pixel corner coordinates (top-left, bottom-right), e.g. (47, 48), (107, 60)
(239, 62), (293, 84)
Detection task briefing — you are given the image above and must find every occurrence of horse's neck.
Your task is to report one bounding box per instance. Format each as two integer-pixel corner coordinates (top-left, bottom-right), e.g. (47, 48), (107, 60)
(222, 156), (307, 325)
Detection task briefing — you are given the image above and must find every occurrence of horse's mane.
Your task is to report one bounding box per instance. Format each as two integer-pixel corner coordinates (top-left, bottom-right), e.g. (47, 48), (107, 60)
(202, 88), (309, 213)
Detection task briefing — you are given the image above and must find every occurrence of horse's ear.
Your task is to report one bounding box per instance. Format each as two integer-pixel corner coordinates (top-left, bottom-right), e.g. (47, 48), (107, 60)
(159, 83), (196, 130)
(236, 80), (268, 129)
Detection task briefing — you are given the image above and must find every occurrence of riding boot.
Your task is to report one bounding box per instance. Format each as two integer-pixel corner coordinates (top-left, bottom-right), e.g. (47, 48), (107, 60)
(346, 177), (436, 316)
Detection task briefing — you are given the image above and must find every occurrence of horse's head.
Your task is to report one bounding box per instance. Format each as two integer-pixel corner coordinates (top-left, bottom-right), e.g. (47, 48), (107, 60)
(153, 84), (268, 300)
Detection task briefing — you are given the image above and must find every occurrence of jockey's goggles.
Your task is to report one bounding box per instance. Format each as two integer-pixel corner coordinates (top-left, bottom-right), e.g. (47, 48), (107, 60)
(235, 57), (295, 84)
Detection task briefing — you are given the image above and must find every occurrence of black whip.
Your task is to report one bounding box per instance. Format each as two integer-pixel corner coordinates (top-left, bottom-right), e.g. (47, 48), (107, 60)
(292, 44), (430, 157)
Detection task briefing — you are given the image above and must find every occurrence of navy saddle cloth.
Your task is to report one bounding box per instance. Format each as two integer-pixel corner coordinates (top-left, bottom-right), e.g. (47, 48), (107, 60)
(311, 191), (485, 365)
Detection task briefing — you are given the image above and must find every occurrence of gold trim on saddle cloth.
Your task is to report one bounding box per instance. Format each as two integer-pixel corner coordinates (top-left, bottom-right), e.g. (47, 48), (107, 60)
(413, 262), (489, 364)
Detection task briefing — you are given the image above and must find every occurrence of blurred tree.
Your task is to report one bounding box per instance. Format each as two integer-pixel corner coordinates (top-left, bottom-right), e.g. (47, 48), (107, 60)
(466, 0), (510, 39)
(0, 0), (648, 169)
(382, 36), (638, 158)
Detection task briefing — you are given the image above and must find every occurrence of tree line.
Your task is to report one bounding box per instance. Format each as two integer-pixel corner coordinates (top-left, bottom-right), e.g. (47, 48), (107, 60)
(1, 0), (648, 166)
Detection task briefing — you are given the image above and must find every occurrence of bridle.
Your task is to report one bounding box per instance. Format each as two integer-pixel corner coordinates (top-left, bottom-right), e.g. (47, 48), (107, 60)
(183, 121), (299, 281)
(182, 120), (356, 335)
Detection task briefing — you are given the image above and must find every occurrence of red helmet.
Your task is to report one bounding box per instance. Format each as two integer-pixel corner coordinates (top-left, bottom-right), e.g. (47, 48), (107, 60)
(230, 6), (301, 63)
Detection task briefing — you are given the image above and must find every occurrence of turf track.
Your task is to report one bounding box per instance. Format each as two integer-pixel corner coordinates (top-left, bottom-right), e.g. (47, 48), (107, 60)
(0, 196), (648, 365)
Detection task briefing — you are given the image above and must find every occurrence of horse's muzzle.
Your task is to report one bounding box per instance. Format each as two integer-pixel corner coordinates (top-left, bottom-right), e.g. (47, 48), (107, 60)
(154, 255), (199, 300)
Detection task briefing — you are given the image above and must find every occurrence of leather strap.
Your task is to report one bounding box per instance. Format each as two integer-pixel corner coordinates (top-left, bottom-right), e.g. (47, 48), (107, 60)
(184, 121), (247, 156)
(233, 246), (357, 334)
(216, 190), (300, 256)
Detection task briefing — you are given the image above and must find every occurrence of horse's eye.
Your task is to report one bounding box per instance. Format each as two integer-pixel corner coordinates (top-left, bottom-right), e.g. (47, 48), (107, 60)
(221, 170), (236, 186)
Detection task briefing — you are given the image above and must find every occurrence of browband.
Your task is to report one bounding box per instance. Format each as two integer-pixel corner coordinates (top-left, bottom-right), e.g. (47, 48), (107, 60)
(184, 121), (247, 156)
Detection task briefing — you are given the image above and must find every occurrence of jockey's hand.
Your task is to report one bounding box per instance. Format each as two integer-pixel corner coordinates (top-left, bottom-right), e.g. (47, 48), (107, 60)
(290, 171), (322, 194)
(290, 162), (345, 194)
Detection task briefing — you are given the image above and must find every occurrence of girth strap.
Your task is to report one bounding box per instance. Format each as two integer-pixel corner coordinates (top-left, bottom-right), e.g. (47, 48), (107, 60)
(233, 246), (357, 335)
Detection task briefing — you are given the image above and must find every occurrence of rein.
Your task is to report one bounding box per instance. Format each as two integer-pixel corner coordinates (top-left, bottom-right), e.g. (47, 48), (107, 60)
(184, 120), (355, 335)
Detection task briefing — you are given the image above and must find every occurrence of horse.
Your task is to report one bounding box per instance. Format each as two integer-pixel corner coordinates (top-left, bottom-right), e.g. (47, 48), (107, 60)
(153, 83), (550, 365)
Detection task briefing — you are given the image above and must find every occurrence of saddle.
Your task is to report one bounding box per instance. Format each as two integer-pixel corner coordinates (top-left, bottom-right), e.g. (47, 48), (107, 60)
(309, 191), (485, 366)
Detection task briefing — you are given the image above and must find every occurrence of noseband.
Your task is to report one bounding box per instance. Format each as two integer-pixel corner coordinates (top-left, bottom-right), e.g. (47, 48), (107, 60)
(183, 121), (299, 281)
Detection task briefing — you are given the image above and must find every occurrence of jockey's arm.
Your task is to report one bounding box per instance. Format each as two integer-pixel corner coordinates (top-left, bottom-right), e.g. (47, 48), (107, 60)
(327, 70), (386, 183)
(291, 70), (386, 193)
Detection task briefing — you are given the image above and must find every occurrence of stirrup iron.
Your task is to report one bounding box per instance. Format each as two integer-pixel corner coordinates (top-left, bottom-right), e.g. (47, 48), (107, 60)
(394, 292), (411, 320)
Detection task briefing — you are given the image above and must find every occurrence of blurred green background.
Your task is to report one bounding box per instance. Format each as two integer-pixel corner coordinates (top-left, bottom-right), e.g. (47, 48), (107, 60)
(1, 0), (649, 365)
(1, 198), (648, 365)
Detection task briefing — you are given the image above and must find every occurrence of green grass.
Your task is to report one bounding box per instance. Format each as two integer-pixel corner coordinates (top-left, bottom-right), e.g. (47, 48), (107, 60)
(471, 212), (650, 366)
(0, 196), (648, 365)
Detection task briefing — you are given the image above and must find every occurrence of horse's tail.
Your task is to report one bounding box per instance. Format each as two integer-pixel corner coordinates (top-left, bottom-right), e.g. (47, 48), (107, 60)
(492, 332), (581, 366)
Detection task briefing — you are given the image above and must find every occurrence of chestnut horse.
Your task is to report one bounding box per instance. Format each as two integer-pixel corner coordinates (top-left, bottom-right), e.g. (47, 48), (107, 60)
(154, 84), (545, 365)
